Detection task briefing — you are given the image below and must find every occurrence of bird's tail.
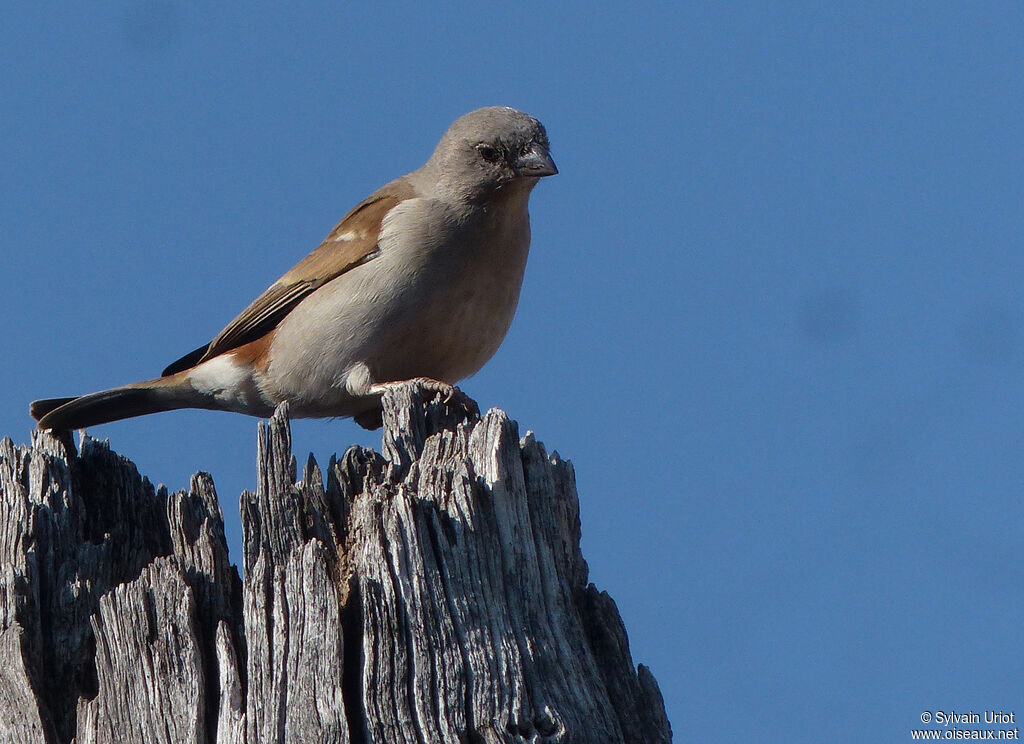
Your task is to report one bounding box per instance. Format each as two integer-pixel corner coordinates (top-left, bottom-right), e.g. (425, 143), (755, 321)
(31, 374), (204, 430)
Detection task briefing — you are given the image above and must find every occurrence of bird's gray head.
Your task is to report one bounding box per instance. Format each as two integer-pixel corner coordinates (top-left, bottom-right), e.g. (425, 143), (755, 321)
(422, 106), (557, 201)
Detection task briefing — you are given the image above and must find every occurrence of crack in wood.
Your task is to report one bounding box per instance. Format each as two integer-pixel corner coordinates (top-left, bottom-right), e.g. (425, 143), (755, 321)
(0, 383), (672, 743)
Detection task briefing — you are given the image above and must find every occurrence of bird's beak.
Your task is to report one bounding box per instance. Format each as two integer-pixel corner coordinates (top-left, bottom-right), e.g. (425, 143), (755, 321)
(514, 144), (558, 178)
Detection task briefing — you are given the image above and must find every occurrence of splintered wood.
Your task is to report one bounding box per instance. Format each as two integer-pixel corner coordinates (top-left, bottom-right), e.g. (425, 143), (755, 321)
(0, 383), (671, 743)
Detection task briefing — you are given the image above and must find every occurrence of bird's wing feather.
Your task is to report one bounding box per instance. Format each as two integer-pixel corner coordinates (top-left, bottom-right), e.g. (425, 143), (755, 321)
(161, 179), (415, 377)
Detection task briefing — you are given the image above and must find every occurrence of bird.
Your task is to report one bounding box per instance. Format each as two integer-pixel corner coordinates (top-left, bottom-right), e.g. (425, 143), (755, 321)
(31, 106), (556, 431)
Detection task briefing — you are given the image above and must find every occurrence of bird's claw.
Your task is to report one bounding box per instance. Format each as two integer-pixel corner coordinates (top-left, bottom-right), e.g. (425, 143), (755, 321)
(369, 378), (474, 409)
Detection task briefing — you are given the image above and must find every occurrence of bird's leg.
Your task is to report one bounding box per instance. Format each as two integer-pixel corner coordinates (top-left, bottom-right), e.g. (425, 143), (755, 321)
(369, 377), (467, 406)
(369, 378), (480, 421)
(348, 366), (480, 426)
(347, 365), (459, 402)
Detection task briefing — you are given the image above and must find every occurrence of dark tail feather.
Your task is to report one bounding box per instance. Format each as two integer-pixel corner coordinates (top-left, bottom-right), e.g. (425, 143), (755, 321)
(162, 342), (210, 377)
(32, 380), (196, 430)
(29, 397), (78, 421)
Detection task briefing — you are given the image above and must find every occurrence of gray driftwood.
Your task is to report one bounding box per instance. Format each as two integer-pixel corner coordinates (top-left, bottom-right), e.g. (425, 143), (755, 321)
(0, 383), (672, 743)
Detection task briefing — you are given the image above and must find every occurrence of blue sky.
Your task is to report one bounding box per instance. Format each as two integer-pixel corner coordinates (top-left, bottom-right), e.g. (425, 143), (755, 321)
(3, 3), (1022, 741)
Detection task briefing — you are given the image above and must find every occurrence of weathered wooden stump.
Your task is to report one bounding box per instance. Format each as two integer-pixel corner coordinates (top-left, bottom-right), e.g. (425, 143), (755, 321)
(0, 383), (672, 743)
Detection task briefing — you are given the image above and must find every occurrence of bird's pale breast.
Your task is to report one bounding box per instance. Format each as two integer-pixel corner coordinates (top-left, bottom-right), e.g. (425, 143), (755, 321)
(262, 185), (534, 417)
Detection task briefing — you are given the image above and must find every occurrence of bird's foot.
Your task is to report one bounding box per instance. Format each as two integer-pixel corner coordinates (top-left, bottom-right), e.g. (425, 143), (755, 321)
(369, 377), (480, 418)
(369, 377), (463, 405)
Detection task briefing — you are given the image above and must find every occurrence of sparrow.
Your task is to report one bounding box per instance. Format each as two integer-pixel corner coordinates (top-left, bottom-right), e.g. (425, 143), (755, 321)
(31, 106), (556, 431)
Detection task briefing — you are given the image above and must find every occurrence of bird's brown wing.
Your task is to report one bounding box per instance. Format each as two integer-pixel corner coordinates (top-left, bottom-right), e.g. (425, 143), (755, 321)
(162, 179), (415, 377)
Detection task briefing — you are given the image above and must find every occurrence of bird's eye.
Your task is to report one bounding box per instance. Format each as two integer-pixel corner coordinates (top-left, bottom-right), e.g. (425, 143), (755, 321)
(476, 144), (502, 163)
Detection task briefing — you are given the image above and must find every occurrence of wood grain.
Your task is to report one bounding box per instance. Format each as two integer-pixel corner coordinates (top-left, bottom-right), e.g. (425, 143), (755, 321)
(0, 383), (671, 743)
